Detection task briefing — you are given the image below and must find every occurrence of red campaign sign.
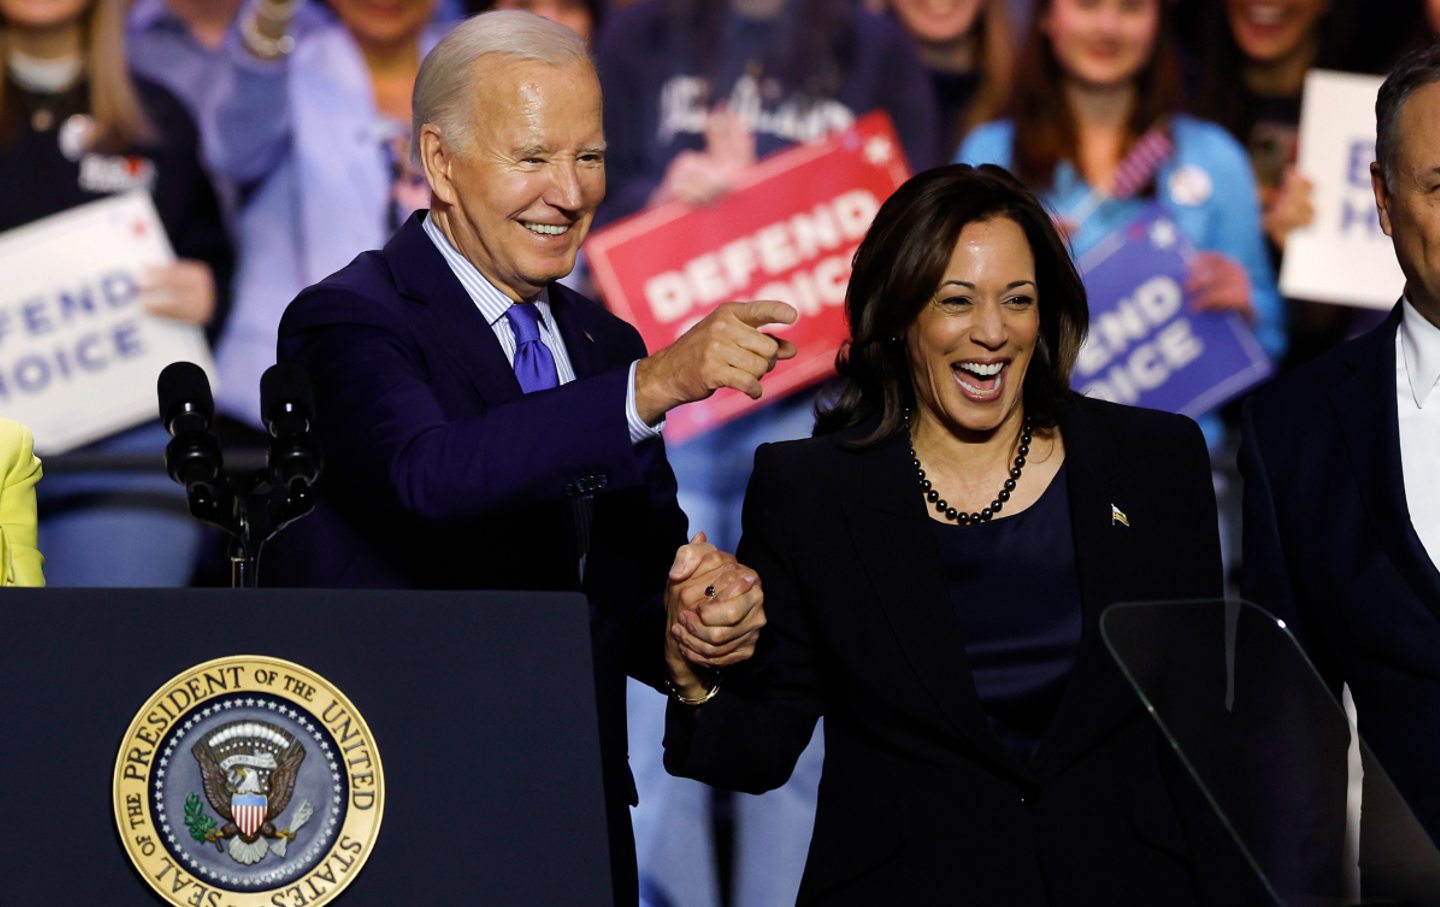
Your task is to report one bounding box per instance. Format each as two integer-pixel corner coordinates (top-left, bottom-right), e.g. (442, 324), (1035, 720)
(586, 112), (911, 443)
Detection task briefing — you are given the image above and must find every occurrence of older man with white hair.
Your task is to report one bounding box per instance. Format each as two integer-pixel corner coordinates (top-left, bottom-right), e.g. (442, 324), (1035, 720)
(271, 12), (793, 901)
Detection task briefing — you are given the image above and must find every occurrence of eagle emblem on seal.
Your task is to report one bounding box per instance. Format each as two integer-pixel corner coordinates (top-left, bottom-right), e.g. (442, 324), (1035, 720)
(187, 720), (314, 865)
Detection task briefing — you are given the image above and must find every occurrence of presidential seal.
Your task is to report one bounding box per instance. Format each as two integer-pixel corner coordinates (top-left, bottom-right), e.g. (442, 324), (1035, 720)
(114, 656), (384, 907)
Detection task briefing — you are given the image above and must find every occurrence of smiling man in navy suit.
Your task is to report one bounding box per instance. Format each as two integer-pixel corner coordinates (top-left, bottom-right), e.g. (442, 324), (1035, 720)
(271, 12), (792, 902)
(1241, 44), (1440, 849)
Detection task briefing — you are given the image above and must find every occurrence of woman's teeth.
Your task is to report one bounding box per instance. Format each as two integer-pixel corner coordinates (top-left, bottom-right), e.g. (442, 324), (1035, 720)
(954, 362), (1004, 396)
(958, 361), (1003, 377)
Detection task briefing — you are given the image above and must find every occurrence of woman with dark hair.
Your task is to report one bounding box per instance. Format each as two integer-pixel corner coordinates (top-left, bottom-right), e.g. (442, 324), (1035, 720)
(1192, 0), (1399, 368)
(594, 5), (939, 904)
(1192, 0), (1395, 186)
(662, 164), (1227, 904)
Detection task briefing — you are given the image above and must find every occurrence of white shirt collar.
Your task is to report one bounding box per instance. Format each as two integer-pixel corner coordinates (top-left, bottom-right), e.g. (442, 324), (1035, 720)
(1400, 296), (1440, 409)
(420, 212), (552, 329)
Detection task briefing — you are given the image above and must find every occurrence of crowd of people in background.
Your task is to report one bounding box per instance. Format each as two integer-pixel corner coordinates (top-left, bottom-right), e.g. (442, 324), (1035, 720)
(1, 0), (1435, 904)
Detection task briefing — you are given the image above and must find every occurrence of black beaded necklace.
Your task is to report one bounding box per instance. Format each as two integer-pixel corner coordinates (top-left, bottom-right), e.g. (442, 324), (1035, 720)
(907, 413), (1034, 524)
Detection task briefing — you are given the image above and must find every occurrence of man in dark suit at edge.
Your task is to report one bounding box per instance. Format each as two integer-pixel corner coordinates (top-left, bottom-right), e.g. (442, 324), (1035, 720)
(1240, 42), (1440, 857)
(270, 11), (792, 902)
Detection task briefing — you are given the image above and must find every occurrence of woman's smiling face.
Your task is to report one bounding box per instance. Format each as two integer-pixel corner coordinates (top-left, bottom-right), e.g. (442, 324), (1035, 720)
(905, 217), (1039, 438)
(1042, 0), (1160, 92)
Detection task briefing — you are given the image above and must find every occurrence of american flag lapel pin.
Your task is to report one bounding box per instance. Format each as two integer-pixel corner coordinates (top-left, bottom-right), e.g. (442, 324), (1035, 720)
(1111, 503), (1130, 527)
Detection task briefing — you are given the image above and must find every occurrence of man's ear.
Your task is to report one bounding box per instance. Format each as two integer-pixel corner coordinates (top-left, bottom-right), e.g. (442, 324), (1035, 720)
(1371, 161), (1395, 238)
(420, 124), (456, 207)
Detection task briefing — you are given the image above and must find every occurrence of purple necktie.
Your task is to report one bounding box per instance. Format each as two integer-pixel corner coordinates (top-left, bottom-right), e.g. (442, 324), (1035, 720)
(504, 303), (559, 393)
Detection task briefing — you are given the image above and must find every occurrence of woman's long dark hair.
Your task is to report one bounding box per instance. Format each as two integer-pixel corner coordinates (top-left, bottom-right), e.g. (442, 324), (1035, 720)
(816, 164), (1089, 445)
(1009, 0), (1182, 190)
(1191, 0), (1391, 142)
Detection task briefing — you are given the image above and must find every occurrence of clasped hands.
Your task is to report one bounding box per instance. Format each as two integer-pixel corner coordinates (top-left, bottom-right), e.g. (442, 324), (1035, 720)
(664, 531), (766, 702)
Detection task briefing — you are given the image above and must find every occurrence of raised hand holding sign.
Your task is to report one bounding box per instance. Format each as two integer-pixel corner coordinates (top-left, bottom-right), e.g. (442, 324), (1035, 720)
(1073, 204), (1272, 417)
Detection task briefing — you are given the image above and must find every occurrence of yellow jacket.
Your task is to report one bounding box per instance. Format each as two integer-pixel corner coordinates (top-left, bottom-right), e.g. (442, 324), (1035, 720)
(0, 418), (44, 586)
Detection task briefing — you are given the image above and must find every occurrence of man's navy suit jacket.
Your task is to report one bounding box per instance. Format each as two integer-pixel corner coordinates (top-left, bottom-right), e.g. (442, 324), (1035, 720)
(270, 213), (689, 903)
(1241, 304), (1440, 846)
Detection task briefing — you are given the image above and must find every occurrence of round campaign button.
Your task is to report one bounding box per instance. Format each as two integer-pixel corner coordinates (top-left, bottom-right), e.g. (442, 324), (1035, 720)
(1167, 163), (1214, 207)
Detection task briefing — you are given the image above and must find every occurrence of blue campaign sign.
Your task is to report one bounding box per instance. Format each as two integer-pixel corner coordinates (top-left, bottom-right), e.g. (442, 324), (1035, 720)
(1072, 204), (1272, 418)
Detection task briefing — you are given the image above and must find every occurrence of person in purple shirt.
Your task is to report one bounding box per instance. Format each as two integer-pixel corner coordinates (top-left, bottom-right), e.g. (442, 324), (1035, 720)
(126, 0), (242, 122)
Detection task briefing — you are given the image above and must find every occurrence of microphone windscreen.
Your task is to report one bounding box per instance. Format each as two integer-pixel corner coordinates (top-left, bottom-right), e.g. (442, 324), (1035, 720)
(260, 363), (314, 422)
(157, 361), (214, 423)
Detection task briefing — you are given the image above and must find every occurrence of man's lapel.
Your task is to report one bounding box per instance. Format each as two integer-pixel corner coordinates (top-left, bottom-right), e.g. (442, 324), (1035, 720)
(548, 282), (604, 379)
(385, 214), (524, 405)
(1331, 306), (1440, 616)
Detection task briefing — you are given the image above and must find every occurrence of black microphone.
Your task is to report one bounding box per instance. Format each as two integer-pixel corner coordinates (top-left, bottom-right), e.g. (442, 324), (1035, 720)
(157, 361), (227, 518)
(158, 361), (214, 439)
(260, 363), (322, 490)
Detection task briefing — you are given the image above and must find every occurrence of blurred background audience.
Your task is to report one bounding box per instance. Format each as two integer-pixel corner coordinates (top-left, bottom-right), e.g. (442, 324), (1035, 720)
(887, 0), (1015, 162)
(2, 0), (230, 586)
(1192, 0), (1412, 368)
(961, 0), (1284, 383)
(200, 0), (456, 446)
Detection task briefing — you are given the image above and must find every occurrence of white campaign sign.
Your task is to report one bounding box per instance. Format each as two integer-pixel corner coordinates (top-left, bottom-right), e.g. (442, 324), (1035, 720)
(0, 192), (214, 454)
(1279, 70), (1405, 310)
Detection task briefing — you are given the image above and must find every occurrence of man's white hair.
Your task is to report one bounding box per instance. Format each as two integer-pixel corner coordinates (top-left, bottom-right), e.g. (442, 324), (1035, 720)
(411, 10), (593, 163)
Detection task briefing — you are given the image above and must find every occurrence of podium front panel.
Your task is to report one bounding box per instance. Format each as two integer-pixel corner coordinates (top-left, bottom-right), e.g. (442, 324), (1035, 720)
(1, 589), (612, 905)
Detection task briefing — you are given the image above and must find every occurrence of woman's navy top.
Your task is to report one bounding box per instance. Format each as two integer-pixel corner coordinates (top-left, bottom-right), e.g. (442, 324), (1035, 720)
(931, 463), (1083, 768)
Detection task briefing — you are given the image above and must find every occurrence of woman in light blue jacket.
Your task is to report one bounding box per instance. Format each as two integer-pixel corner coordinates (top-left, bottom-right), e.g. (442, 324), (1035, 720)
(956, 0), (1285, 453)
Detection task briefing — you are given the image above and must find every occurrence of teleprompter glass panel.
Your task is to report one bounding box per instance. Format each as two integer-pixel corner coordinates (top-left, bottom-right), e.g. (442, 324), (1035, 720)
(1102, 599), (1440, 907)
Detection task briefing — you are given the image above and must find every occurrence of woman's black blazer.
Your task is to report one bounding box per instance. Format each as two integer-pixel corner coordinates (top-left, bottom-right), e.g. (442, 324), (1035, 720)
(664, 396), (1233, 905)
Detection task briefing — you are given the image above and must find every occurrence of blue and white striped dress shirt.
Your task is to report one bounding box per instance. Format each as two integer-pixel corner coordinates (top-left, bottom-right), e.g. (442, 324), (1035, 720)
(422, 214), (662, 443)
